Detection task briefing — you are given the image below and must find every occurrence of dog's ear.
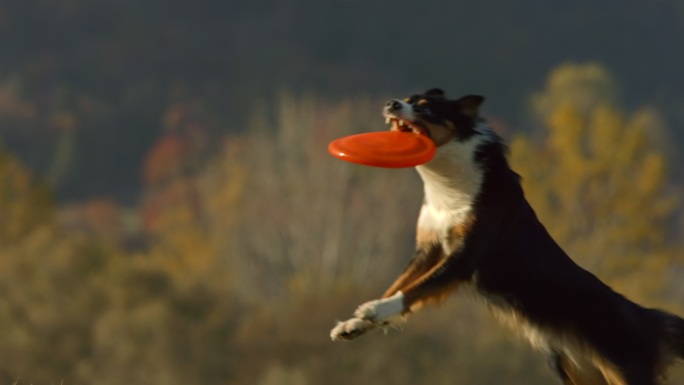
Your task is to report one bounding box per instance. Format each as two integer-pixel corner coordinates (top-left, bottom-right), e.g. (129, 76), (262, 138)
(424, 88), (445, 98)
(456, 95), (485, 117)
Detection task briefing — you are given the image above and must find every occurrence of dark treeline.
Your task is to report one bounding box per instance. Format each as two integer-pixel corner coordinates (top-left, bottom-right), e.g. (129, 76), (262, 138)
(0, 0), (683, 203)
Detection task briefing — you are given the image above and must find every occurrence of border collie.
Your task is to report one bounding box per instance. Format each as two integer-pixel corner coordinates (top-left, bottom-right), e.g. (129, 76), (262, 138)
(330, 88), (684, 385)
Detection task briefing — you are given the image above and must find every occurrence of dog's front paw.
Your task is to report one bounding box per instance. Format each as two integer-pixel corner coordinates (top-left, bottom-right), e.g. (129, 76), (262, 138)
(330, 318), (374, 341)
(354, 292), (405, 323)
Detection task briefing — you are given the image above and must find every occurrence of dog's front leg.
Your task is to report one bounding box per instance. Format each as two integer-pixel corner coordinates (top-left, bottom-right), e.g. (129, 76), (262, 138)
(329, 293), (405, 341)
(330, 244), (443, 341)
(330, 290), (411, 341)
(329, 317), (378, 341)
(330, 241), (479, 341)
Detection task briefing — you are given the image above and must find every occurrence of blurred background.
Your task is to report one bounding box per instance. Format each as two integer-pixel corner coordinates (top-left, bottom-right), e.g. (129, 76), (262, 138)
(1, 1), (684, 384)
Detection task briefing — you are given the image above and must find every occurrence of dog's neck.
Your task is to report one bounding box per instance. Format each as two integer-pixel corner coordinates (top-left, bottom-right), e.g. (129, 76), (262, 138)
(415, 135), (488, 213)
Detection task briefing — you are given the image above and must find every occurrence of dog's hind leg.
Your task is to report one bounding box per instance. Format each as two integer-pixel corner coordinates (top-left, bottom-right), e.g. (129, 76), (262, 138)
(552, 353), (609, 385)
(550, 352), (574, 385)
(607, 365), (658, 385)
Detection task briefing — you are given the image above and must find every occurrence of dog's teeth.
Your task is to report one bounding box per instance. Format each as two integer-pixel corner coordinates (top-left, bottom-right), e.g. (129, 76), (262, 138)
(385, 117), (390, 124)
(399, 120), (404, 126)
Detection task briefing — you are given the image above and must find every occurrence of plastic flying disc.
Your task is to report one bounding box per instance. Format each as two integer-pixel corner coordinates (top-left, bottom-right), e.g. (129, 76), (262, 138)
(328, 131), (436, 168)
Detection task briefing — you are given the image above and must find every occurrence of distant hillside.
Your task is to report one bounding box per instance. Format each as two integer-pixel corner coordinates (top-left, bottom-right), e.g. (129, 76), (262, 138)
(0, 0), (682, 202)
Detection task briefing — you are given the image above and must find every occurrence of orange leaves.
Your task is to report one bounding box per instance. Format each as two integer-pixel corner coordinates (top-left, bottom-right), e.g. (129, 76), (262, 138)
(142, 134), (188, 186)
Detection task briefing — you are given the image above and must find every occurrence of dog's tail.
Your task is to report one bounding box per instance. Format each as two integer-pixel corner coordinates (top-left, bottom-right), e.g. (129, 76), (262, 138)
(663, 311), (684, 359)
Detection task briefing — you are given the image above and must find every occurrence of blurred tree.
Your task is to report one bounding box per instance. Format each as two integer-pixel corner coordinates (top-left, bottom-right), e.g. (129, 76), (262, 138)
(216, 92), (424, 302)
(142, 192), (217, 288)
(532, 62), (618, 118)
(511, 62), (680, 303)
(0, 143), (52, 244)
(0, 145), (110, 384)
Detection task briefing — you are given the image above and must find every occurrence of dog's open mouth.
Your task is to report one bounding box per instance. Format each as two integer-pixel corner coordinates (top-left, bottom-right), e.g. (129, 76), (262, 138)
(385, 117), (428, 136)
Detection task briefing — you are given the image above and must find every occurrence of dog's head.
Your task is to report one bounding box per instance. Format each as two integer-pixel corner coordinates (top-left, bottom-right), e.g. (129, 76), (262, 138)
(383, 88), (485, 147)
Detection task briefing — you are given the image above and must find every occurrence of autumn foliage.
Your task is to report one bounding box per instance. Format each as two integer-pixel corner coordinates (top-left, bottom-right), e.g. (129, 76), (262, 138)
(0, 64), (682, 384)
(511, 63), (680, 303)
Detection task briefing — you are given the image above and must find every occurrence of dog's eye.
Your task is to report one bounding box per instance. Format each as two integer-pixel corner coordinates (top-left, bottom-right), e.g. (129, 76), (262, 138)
(415, 105), (431, 114)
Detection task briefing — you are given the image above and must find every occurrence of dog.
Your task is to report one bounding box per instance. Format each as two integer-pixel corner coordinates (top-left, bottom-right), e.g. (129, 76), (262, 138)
(329, 88), (684, 384)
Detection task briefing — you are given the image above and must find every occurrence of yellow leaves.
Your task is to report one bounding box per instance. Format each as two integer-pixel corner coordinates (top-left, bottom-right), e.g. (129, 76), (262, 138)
(548, 103), (584, 150)
(0, 147), (53, 244)
(637, 154), (666, 196)
(200, 139), (246, 232)
(511, 62), (679, 302)
(587, 105), (622, 160)
(145, 225), (217, 288)
(533, 62), (617, 118)
(140, 190), (219, 289)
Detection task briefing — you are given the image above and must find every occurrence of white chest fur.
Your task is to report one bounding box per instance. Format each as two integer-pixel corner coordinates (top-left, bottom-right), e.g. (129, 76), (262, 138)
(415, 136), (486, 253)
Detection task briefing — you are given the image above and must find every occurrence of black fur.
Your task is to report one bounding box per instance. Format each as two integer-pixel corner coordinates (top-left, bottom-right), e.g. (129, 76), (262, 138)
(405, 90), (484, 141)
(469, 134), (678, 383)
(426, 91), (684, 384)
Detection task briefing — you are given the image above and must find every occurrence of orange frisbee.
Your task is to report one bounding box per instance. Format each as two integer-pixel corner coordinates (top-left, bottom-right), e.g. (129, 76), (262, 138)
(328, 131), (436, 168)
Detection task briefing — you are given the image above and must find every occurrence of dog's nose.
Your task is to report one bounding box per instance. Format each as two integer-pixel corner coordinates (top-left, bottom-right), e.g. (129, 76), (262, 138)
(385, 100), (403, 112)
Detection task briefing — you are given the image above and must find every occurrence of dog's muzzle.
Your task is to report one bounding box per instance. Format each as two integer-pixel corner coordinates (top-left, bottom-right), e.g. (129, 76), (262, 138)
(384, 99), (404, 115)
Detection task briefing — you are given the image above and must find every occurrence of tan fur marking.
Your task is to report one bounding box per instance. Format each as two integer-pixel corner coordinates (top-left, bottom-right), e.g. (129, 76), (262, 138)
(450, 218), (474, 239)
(419, 120), (456, 146)
(381, 241), (443, 299)
(491, 306), (627, 385)
(381, 268), (426, 299)
(594, 358), (627, 385)
(403, 97), (412, 103)
(447, 214), (476, 252)
(559, 355), (608, 385)
(408, 281), (461, 312)
(400, 256), (460, 310)
(557, 352), (628, 385)
(417, 98), (429, 106)
(416, 227), (440, 246)
(387, 215), (476, 307)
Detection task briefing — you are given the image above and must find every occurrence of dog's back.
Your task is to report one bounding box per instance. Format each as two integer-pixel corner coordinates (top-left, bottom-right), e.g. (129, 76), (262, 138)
(470, 163), (684, 384)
